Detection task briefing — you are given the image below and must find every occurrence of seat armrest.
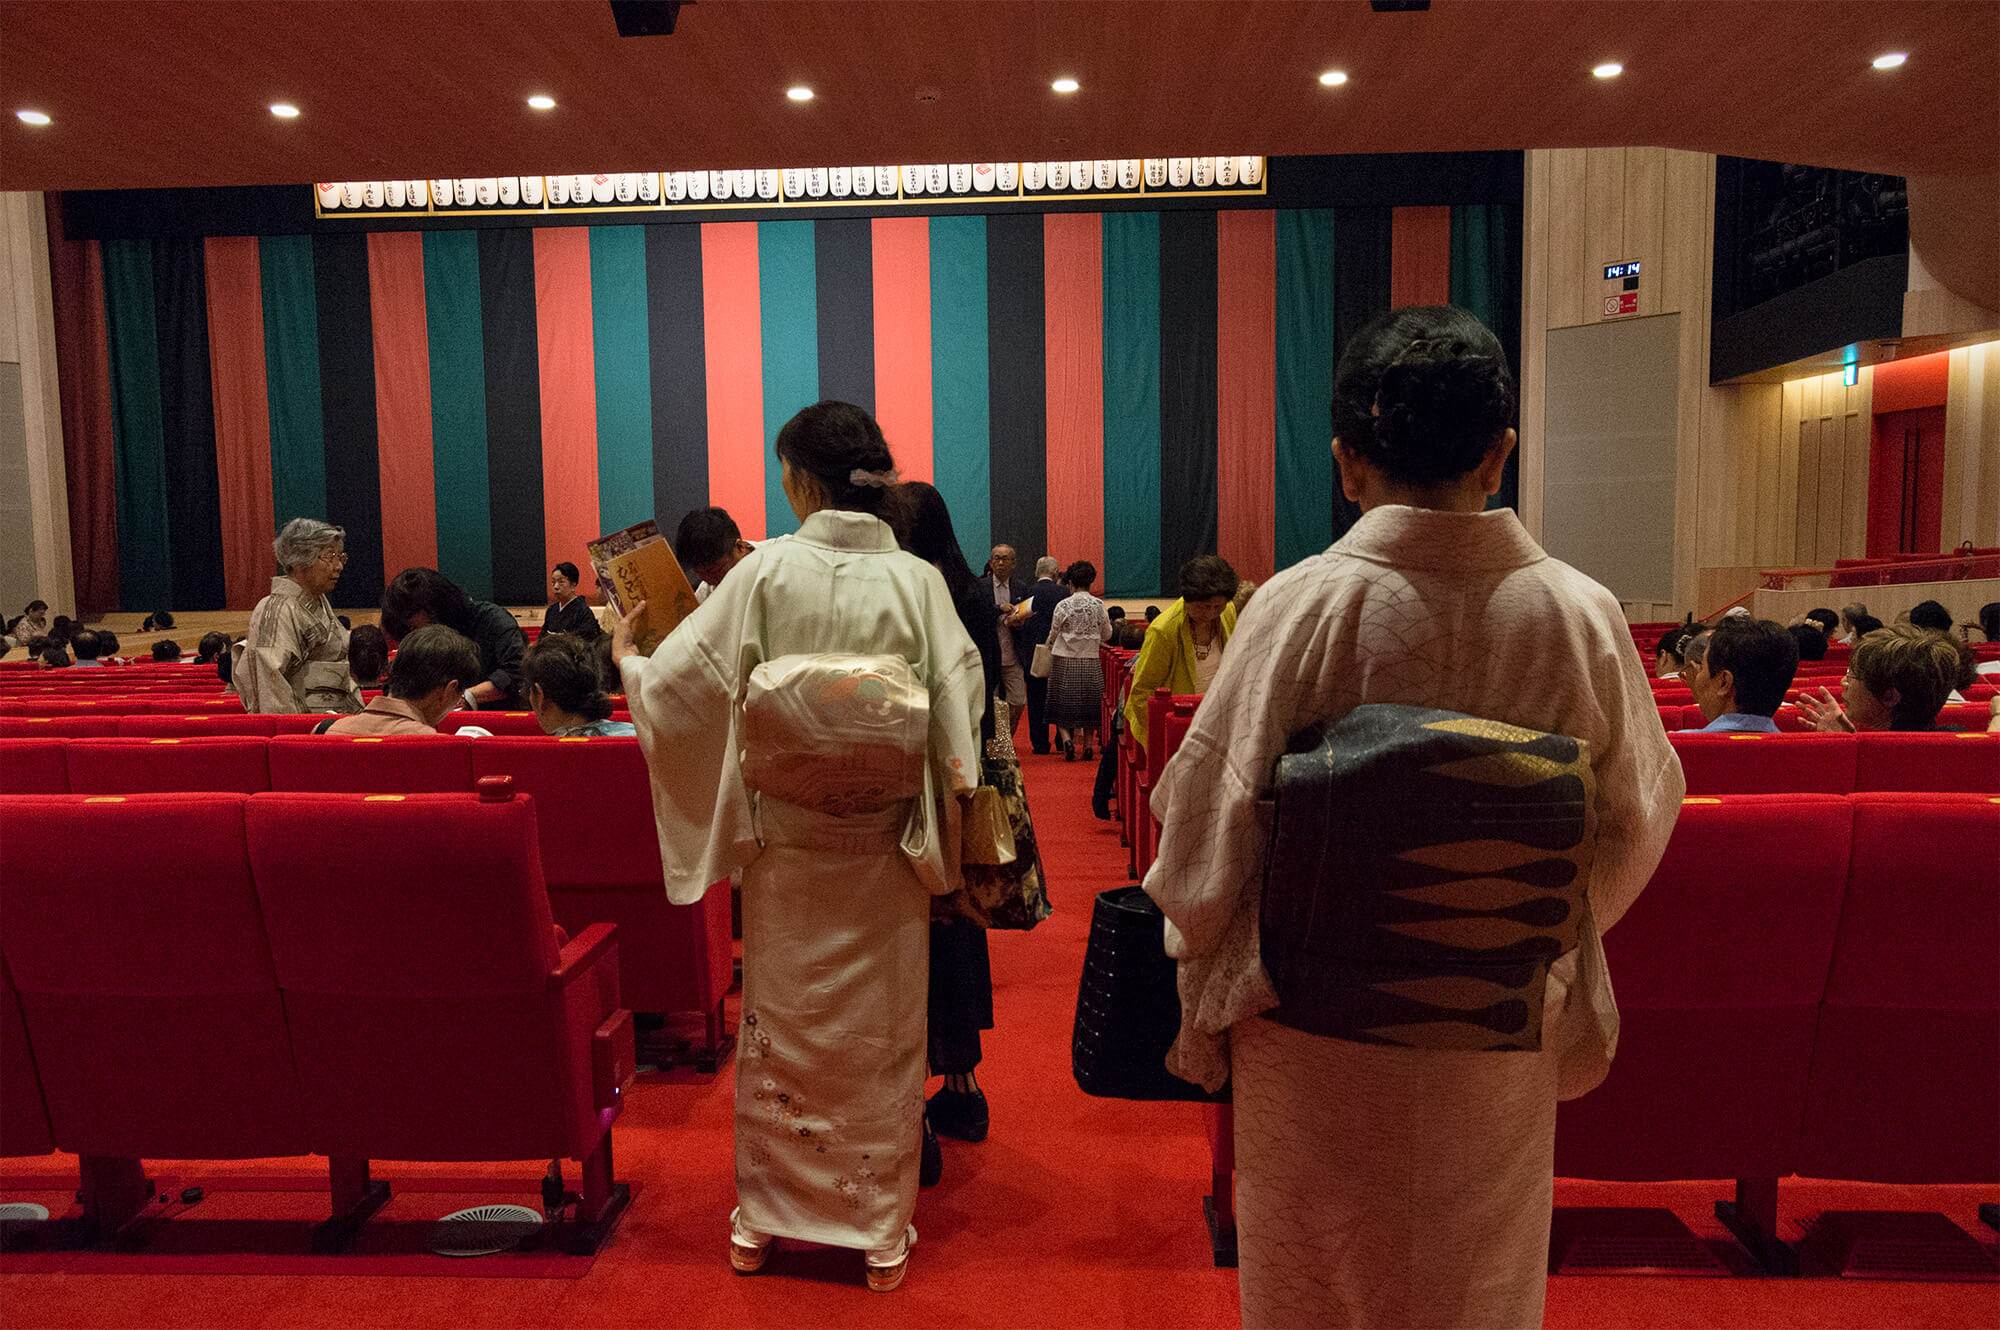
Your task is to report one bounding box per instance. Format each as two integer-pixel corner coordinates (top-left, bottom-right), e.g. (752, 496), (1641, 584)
(551, 923), (618, 990)
(593, 1009), (636, 1111)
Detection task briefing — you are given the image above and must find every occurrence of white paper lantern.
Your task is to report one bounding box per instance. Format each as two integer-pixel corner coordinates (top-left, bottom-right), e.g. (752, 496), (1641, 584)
(1071, 160), (1093, 191)
(637, 172), (659, 202)
(687, 171), (709, 201)
(548, 176), (570, 205)
(782, 168), (805, 199)
(614, 173), (638, 203)
(949, 164), (971, 193)
(316, 182), (341, 210)
(1026, 161), (1049, 191)
(1117, 159), (1141, 190)
(847, 166), (871, 197)
(497, 177), (518, 205)
(755, 169), (779, 200)
(1144, 159), (1166, 188)
(1239, 156), (1263, 186)
(339, 182), (362, 208)
(1216, 156), (1238, 187)
(474, 177), (498, 205)
(831, 167), (852, 197)
(1168, 158), (1191, 187)
(407, 180), (430, 207)
(663, 171), (687, 201)
(1192, 157), (1215, 187)
(875, 166), (897, 195)
(520, 176), (544, 206)
(431, 178), (455, 207)
(901, 165), (925, 195)
(927, 164), (947, 194)
(996, 162), (1019, 192)
(1092, 160), (1114, 190)
(384, 180), (406, 208)
(710, 171), (732, 200)
(806, 167), (827, 197)
(734, 169), (756, 198)
(972, 163), (995, 193)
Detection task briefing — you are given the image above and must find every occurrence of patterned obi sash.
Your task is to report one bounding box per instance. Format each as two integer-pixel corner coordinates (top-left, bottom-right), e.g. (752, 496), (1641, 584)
(1259, 704), (1598, 1052)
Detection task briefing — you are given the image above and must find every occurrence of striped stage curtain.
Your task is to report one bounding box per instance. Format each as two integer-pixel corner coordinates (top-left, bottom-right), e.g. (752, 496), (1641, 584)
(65, 205), (1520, 610)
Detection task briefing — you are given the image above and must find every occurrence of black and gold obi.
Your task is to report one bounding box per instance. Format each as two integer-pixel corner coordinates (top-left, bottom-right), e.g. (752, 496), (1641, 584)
(1259, 704), (1597, 1052)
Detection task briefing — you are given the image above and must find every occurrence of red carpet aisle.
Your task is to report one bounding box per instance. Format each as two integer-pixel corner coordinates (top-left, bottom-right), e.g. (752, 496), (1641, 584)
(2, 750), (1994, 1329)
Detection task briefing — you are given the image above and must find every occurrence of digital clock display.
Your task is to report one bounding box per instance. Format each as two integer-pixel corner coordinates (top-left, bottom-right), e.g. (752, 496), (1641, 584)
(1603, 261), (1642, 279)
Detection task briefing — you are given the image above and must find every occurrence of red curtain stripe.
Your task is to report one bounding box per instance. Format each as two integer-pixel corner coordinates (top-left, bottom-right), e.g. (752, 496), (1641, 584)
(44, 197), (121, 614)
(1215, 210), (1277, 586)
(365, 232), (440, 582)
(1043, 213), (1105, 587)
(1390, 206), (1452, 309)
(699, 223), (766, 540)
(202, 237), (278, 609)
(530, 227), (600, 576)
(871, 217), (934, 484)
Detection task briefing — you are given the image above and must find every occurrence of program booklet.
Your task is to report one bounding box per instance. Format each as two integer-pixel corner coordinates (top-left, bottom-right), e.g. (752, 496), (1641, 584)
(587, 520), (700, 654)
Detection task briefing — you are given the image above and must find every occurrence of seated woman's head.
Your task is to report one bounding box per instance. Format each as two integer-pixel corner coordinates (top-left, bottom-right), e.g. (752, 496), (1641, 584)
(195, 631), (229, 663)
(1065, 560), (1097, 592)
(382, 624), (481, 724)
(549, 561), (581, 602)
(521, 633), (615, 731)
(346, 623), (389, 685)
(1905, 599), (1953, 634)
(150, 639), (181, 662)
(1331, 305), (1517, 510)
(381, 567), (476, 641)
(1844, 625), (1973, 731)
(1179, 555), (1239, 627)
(1979, 601), (2000, 643)
(775, 401), (897, 520)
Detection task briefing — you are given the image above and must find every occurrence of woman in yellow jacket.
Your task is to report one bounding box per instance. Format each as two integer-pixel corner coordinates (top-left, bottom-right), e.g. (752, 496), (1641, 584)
(1123, 554), (1241, 752)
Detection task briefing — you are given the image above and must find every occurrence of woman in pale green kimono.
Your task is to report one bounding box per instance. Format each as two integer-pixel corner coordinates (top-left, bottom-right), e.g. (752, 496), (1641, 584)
(611, 401), (984, 1292)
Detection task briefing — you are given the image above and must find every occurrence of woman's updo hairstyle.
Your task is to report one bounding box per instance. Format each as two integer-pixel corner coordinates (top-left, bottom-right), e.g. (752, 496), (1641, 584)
(1331, 305), (1516, 488)
(520, 633), (615, 722)
(774, 400), (898, 517)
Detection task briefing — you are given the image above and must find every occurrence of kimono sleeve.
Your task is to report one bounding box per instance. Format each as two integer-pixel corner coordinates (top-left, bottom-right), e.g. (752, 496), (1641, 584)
(236, 596), (307, 714)
(1578, 591), (1686, 932)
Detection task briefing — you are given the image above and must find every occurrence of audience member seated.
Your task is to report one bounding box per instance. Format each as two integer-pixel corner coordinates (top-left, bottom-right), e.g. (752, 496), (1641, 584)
(1836, 601), (1870, 644)
(542, 561), (604, 639)
(521, 633), (635, 737)
(46, 615), (73, 645)
(17, 599), (49, 639)
(1691, 617), (1799, 732)
(1905, 599), (1952, 635)
(1978, 604), (2000, 677)
(1800, 606), (1839, 637)
(150, 639), (181, 662)
(1789, 622), (1828, 662)
(1653, 625), (1688, 677)
(381, 566), (528, 710)
(1846, 611), (1883, 643)
(675, 505), (757, 602)
(98, 629), (123, 664)
(69, 628), (106, 666)
(193, 630), (229, 666)
(346, 622), (389, 688)
(321, 624), (482, 736)
(37, 643), (68, 669)
(139, 608), (175, 633)
(1798, 624), (1976, 733)
(1678, 623), (1713, 677)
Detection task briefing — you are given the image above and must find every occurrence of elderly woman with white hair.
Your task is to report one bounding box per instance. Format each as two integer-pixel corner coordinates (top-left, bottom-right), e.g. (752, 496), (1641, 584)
(234, 517), (364, 714)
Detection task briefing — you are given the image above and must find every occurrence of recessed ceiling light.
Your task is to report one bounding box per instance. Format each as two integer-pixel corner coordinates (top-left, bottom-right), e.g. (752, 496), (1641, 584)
(1051, 77), (1080, 93)
(1318, 69), (1349, 86)
(526, 94), (557, 110)
(786, 86), (814, 102)
(1871, 51), (1907, 69)
(1592, 62), (1623, 79)
(269, 102), (301, 118)
(15, 109), (51, 126)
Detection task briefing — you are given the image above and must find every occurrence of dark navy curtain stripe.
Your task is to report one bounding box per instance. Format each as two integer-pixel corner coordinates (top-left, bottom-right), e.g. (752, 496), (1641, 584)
(644, 222), (710, 536)
(1156, 211), (1219, 593)
(477, 228), (547, 606)
(151, 238), (227, 610)
(813, 218), (876, 414)
(1330, 207), (1393, 542)
(984, 213), (1047, 563)
(311, 233), (386, 603)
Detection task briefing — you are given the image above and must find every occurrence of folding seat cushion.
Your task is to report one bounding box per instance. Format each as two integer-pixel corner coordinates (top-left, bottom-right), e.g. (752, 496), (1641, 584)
(1852, 731), (1999, 793)
(470, 738), (731, 1030)
(1799, 792), (1999, 1182)
(1670, 731), (1857, 795)
(243, 793), (619, 1164)
(269, 712), (332, 734)
(17, 697), (127, 716)
(118, 713), (279, 738)
(0, 793), (307, 1158)
(0, 715), (119, 738)
(1556, 794), (1853, 1180)
(1, 955), (54, 1157)
(66, 737), (272, 795)
(267, 733), (474, 793)
(142, 695), (244, 713)
(440, 710), (546, 735)
(0, 738), (69, 793)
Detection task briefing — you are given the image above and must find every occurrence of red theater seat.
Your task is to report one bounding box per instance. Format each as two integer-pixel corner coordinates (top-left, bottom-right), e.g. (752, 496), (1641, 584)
(118, 713), (279, 737)
(65, 737), (272, 794)
(0, 794), (309, 1163)
(1655, 704), (1682, 731)
(440, 710), (548, 735)
(1853, 731), (2000, 793)
(1557, 795), (1853, 1187)
(267, 733), (474, 792)
(243, 792), (630, 1241)
(1, 956), (54, 1158)
(1670, 731), (1857, 795)
(1798, 792), (1999, 1183)
(0, 738), (68, 793)
(472, 737), (732, 1063)
(0, 715), (119, 738)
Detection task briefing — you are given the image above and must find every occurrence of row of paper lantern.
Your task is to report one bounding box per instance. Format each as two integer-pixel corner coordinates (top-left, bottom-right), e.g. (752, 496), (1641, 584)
(315, 157), (1265, 211)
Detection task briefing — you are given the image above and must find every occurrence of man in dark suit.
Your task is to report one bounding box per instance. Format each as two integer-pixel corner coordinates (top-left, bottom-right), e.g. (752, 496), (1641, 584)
(984, 545), (1032, 743)
(1020, 556), (1065, 754)
(542, 562), (603, 639)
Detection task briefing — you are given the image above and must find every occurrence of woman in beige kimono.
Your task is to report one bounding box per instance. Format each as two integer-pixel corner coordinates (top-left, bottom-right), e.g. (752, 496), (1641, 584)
(1144, 307), (1683, 1330)
(612, 402), (984, 1292)
(234, 517), (363, 714)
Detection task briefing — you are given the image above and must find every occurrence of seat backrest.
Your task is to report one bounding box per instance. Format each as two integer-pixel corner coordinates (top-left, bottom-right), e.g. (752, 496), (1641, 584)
(440, 710), (547, 735)
(0, 715), (119, 738)
(1670, 731), (1857, 795)
(0, 738), (68, 793)
(242, 792), (566, 1160)
(1798, 793), (1999, 1182)
(1655, 704), (1681, 731)
(141, 695), (245, 713)
(0, 793), (306, 1158)
(118, 713), (279, 738)
(1937, 702), (1991, 731)
(267, 733), (474, 792)
(1852, 731), (1999, 793)
(66, 737), (272, 794)
(468, 738), (655, 889)
(0, 955), (54, 1157)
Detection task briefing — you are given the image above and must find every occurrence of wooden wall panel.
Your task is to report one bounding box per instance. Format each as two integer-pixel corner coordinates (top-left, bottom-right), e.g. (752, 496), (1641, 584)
(1519, 151), (1550, 539)
(1583, 147), (1628, 326)
(1544, 149), (1587, 330)
(1943, 341), (2000, 549)
(1794, 380), (1822, 566)
(1622, 147), (1667, 317)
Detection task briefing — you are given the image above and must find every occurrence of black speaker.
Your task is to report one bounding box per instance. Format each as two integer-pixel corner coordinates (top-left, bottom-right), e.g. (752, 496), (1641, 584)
(609, 1), (684, 37)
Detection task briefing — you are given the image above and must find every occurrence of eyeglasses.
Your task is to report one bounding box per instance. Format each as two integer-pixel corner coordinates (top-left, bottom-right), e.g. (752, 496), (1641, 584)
(317, 550), (349, 567)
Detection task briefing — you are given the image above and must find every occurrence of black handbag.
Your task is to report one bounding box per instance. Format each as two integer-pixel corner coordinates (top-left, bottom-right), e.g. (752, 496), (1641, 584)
(1071, 887), (1229, 1103)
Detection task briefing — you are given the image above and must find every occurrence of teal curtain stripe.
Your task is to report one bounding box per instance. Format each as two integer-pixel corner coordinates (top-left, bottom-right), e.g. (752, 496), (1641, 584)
(421, 231), (494, 600)
(259, 233), (328, 539)
(1101, 212), (1161, 598)
(757, 221), (819, 537)
(928, 216), (992, 563)
(588, 226), (654, 534)
(102, 239), (171, 610)
(1275, 209), (1336, 572)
